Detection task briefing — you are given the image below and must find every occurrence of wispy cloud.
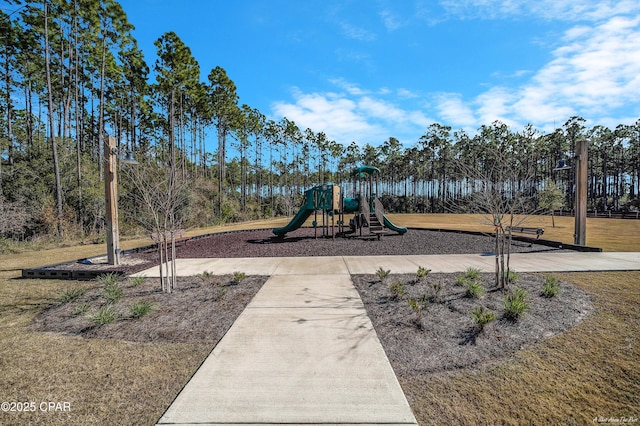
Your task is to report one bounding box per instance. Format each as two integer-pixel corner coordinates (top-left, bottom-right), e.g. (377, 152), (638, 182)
(271, 84), (432, 146)
(339, 21), (376, 41)
(434, 7), (640, 131)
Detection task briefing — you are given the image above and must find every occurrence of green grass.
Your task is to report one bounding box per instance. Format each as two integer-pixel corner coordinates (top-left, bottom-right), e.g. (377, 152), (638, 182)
(465, 280), (485, 298)
(504, 288), (529, 320)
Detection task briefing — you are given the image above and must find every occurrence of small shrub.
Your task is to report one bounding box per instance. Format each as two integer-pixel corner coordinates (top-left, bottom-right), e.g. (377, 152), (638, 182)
(88, 305), (119, 326)
(56, 287), (86, 304)
(507, 270), (520, 284)
(407, 294), (429, 328)
(504, 288), (529, 320)
(73, 303), (91, 317)
(454, 275), (467, 287)
(465, 280), (485, 298)
(376, 267), (390, 282)
(470, 306), (496, 331)
(429, 281), (443, 303)
(130, 301), (154, 319)
(416, 266), (431, 280)
(464, 267), (481, 280)
(389, 280), (406, 300)
(96, 272), (121, 286)
(130, 276), (147, 287)
(213, 282), (227, 300)
(197, 271), (216, 286)
(542, 275), (560, 298)
(103, 282), (123, 305)
(232, 271), (246, 284)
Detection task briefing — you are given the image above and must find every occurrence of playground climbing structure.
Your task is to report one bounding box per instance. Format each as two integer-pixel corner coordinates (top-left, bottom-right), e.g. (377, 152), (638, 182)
(273, 165), (407, 238)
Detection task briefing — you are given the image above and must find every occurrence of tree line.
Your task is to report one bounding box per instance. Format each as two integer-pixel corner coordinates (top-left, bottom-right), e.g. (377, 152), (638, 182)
(1, 0), (639, 244)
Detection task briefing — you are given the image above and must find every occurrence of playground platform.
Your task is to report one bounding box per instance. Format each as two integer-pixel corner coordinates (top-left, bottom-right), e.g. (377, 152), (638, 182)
(147, 252), (639, 425)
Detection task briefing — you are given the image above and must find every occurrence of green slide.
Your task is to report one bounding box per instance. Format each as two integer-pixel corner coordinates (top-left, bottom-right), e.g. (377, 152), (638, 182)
(383, 215), (407, 235)
(273, 206), (313, 237)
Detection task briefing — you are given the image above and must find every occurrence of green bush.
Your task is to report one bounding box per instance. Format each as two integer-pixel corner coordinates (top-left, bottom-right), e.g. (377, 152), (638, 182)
(130, 276), (147, 287)
(96, 272), (122, 286)
(465, 280), (485, 298)
(389, 280), (406, 300)
(376, 267), (390, 282)
(88, 306), (119, 326)
(232, 271), (246, 284)
(416, 266), (431, 280)
(73, 303), (91, 317)
(429, 281), (443, 303)
(197, 270), (215, 285)
(407, 294), (429, 328)
(464, 267), (481, 280)
(455, 275), (467, 287)
(130, 301), (154, 319)
(507, 270), (520, 284)
(504, 288), (529, 320)
(103, 282), (123, 305)
(542, 275), (560, 298)
(56, 287), (86, 304)
(470, 306), (496, 331)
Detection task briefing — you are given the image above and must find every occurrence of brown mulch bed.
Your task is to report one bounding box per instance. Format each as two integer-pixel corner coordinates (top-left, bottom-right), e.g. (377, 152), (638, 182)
(352, 272), (593, 377)
(33, 275), (267, 344)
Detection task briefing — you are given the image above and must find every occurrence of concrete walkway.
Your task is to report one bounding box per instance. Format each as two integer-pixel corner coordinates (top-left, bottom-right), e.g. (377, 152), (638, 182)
(147, 252), (640, 425)
(155, 258), (417, 425)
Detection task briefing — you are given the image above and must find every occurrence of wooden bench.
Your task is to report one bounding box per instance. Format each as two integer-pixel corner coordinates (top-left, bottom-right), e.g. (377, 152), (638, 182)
(506, 226), (544, 239)
(151, 229), (189, 248)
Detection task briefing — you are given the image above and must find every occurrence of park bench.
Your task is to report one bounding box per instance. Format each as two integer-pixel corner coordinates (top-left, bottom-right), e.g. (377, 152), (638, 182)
(151, 229), (189, 248)
(506, 226), (544, 239)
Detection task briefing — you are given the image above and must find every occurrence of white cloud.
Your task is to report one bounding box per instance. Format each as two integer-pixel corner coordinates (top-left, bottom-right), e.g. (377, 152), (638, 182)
(339, 22), (376, 41)
(271, 85), (432, 146)
(433, 10), (640, 131)
(434, 93), (476, 127)
(438, 0), (640, 22)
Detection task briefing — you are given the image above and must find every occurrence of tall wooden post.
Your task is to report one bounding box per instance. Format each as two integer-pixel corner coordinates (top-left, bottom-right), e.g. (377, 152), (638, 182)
(574, 139), (588, 245)
(104, 136), (120, 265)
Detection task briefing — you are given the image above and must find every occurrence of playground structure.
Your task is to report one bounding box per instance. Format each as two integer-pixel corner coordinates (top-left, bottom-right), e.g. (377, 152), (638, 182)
(273, 165), (407, 238)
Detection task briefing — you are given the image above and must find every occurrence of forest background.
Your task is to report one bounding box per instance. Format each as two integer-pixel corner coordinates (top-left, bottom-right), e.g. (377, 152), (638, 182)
(1, 0), (639, 250)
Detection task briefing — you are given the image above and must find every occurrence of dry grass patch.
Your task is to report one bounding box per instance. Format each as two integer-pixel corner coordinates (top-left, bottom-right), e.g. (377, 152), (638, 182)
(398, 271), (640, 425)
(0, 263), (266, 425)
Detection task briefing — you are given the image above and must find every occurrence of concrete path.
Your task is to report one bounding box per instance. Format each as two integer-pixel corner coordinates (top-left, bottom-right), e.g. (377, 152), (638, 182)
(156, 258), (417, 425)
(150, 252), (639, 425)
(134, 252), (640, 278)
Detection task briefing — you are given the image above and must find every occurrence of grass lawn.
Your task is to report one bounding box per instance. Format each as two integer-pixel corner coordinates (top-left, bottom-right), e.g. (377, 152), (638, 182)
(0, 214), (638, 425)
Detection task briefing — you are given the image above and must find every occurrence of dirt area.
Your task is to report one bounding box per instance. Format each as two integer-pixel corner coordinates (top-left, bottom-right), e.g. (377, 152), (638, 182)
(32, 228), (591, 378)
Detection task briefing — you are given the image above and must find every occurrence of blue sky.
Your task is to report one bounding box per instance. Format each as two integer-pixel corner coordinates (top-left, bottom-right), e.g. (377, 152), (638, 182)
(122, 0), (640, 147)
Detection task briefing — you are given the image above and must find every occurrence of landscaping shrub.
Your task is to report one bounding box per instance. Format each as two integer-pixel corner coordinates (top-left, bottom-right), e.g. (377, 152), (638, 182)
(103, 281), (124, 305)
(542, 275), (560, 298)
(407, 294), (429, 328)
(464, 267), (481, 280)
(376, 267), (390, 282)
(56, 287), (86, 304)
(88, 306), (119, 326)
(130, 301), (154, 319)
(504, 288), (529, 320)
(232, 271), (246, 284)
(416, 266), (431, 281)
(73, 303), (90, 317)
(389, 280), (406, 300)
(470, 306), (496, 331)
(130, 276), (147, 287)
(465, 280), (485, 298)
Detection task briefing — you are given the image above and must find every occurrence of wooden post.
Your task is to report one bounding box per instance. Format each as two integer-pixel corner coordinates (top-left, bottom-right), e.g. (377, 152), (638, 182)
(574, 139), (588, 246)
(104, 136), (120, 265)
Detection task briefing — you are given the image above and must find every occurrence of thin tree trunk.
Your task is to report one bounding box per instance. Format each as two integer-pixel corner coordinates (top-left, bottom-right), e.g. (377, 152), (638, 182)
(44, 3), (64, 237)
